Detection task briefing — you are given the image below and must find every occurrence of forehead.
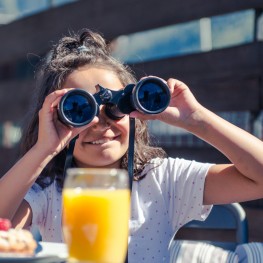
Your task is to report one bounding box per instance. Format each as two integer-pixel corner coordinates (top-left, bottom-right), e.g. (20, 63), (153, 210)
(63, 66), (124, 93)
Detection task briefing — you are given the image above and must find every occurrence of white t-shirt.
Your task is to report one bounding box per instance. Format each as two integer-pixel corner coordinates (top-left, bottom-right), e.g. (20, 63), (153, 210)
(24, 157), (213, 262)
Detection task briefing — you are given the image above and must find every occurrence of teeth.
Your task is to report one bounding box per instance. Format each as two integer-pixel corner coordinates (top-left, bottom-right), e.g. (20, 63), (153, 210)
(90, 138), (113, 145)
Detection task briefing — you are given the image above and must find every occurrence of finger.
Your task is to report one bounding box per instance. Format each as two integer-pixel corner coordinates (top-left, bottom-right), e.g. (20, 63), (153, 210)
(53, 108), (62, 124)
(42, 89), (70, 112)
(168, 78), (188, 89)
(51, 95), (64, 108)
(167, 78), (188, 97)
(45, 89), (68, 104)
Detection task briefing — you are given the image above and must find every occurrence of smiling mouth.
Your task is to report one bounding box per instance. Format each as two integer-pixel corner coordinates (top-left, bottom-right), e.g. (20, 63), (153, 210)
(87, 137), (118, 145)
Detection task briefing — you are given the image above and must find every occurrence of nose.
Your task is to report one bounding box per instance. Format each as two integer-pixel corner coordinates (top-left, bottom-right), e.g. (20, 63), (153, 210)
(91, 105), (111, 131)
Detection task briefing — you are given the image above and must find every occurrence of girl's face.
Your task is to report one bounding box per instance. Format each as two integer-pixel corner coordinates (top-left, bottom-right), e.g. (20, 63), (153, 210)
(62, 66), (130, 168)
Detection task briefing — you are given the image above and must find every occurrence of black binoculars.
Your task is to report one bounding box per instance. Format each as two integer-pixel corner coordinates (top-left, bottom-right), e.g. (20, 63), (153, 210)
(58, 77), (171, 127)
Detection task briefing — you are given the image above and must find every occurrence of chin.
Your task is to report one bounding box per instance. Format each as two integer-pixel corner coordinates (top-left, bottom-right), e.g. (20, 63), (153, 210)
(79, 152), (119, 168)
(75, 148), (126, 168)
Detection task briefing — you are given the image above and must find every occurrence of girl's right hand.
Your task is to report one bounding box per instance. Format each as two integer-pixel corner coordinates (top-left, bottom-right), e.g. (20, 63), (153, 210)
(35, 89), (98, 156)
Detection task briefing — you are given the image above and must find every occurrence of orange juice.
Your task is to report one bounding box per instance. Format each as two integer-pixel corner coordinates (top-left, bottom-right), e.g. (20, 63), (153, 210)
(63, 188), (130, 263)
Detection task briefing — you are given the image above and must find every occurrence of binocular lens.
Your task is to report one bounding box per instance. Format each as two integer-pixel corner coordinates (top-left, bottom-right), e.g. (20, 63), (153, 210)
(135, 79), (170, 113)
(58, 77), (171, 127)
(59, 90), (97, 127)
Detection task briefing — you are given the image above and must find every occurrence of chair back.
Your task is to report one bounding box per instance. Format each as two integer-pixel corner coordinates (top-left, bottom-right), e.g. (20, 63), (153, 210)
(181, 203), (248, 251)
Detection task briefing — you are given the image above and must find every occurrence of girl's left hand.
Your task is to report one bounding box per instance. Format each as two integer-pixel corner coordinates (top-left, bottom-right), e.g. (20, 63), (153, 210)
(130, 77), (203, 129)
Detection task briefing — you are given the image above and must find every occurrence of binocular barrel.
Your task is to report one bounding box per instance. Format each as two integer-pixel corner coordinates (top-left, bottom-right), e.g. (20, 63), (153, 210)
(58, 77), (171, 127)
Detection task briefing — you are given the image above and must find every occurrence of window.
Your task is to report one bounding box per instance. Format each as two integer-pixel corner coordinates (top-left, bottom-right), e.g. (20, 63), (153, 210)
(111, 10), (256, 63)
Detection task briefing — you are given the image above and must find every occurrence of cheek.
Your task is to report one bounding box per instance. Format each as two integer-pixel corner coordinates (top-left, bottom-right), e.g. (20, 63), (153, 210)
(116, 116), (130, 138)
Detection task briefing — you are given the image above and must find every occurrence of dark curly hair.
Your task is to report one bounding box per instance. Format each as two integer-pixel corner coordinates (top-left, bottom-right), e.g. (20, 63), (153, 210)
(20, 29), (167, 191)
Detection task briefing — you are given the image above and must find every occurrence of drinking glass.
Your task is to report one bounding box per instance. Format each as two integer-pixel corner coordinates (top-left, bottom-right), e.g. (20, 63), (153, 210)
(62, 168), (130, 263)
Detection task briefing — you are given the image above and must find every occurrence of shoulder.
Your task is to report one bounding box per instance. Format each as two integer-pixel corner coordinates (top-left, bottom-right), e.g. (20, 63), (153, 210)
(139, 157), (178, 181)
(142, 157), (213, 180)
(26, 180), (59, 200)
(144, 157), (198, 171)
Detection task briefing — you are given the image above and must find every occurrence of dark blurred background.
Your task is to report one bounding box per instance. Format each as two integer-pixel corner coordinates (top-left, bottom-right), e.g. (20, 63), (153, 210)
(0, 0), (262, 242)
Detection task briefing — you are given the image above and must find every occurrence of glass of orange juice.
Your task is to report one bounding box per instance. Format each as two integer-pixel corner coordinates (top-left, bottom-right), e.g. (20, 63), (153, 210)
(62, 168), (130, 263)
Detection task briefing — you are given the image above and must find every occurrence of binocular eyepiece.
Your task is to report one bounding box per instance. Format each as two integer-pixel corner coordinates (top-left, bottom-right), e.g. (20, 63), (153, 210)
(58, 77), (171, 127)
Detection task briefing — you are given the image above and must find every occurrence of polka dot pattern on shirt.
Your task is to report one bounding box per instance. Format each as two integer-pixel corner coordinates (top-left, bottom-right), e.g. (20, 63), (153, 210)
(128, 157), (213, 263)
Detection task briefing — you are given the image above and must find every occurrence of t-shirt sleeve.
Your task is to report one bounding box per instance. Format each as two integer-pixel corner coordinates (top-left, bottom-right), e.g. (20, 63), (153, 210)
(24, 183), (48, 230)
(160, 157), (213, 231)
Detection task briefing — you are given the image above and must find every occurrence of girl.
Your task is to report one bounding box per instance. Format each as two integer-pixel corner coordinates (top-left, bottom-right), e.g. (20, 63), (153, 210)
(1, 29), (263, 262)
